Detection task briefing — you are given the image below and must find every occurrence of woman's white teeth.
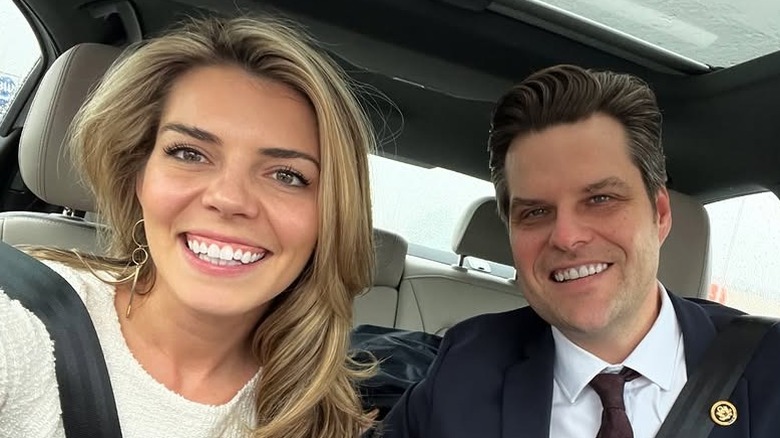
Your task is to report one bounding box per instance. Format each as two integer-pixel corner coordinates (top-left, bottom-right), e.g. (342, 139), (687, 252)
(187, 239), (265, 265)
(553, 263), (609, 282)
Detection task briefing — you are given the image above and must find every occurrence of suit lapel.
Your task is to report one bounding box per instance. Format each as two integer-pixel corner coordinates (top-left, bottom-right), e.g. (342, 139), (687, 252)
(669, 293), (718, 373)
(669, 293), (748, 437)
(502, 317), (554, 438)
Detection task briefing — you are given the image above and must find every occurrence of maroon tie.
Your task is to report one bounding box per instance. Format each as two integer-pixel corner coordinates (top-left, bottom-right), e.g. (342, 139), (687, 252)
(589, 367), (641, 438)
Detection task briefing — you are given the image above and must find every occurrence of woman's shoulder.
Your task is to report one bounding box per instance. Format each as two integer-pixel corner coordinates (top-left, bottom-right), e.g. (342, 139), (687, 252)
(0, 287), (62, 432)
(39, 259), (117, 304)
(0, 258), (112, 435)
(0, 259), (87, 377)
(0, 287), (56, 362)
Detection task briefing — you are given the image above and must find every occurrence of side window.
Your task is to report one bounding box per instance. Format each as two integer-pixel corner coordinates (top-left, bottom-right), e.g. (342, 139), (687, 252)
(705, 191), (780, 316)
(0, 0), (42, 124)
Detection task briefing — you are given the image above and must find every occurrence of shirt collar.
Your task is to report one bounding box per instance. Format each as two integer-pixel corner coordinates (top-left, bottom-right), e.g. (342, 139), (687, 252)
(552, 281), (684, 403)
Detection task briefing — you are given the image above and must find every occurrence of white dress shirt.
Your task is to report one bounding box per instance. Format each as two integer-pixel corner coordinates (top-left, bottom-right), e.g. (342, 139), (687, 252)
(548, 282), (687, 438)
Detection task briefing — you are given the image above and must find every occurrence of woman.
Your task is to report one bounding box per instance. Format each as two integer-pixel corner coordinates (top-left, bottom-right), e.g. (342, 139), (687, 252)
(0, 15), (376, 437)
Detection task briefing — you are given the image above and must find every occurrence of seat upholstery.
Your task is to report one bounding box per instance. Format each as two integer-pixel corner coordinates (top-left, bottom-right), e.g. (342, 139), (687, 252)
(396, 256), (524, 334)
(0, 43), (122, 252)
(395, 197), (525, 334)
(0, 211), (104, 252)
(451, 195), (514, 267)
(353, 228), (408, 327)
(660, 190), (711, 298)
(19, 43), (121, 213)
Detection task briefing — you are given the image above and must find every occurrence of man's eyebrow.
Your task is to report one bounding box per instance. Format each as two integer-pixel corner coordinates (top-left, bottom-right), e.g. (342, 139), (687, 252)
(509, 196), (547, 217)
(260, 148), (320, 169)
(159, 123), (221, 144)
(584, 177), (630, 193)
(510, 197), (546, 208)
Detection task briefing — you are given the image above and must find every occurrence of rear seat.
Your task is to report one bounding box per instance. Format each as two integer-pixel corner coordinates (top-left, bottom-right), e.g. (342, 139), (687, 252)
(354, 228), (407, 327)
(395, 256), (524, 334)
(659, 190), (711, 299)
(395, 197), (525, 334)
(358, 190), (712, 333)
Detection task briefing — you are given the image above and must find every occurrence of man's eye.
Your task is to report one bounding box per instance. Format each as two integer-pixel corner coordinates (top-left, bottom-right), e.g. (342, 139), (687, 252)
(590, 194), (612, 204)
(524, 208), (548, 219)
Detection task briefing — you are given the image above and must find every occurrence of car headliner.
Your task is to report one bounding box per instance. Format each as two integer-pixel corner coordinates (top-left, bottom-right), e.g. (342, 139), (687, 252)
(17, 0), (780, 203)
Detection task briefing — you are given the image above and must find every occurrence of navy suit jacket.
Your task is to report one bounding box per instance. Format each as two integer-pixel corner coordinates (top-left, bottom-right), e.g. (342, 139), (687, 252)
(380, 292), (780, 437)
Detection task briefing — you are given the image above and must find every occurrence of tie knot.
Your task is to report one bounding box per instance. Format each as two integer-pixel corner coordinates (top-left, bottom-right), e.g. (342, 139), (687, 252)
(589, 367), (640, 409)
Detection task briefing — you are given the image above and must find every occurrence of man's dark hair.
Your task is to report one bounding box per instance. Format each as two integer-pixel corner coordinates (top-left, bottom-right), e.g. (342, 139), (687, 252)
(488, 64), (667, 221)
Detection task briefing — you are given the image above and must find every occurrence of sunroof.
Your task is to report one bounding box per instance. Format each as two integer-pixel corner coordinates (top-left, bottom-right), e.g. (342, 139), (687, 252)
(490, 0), (780, 69)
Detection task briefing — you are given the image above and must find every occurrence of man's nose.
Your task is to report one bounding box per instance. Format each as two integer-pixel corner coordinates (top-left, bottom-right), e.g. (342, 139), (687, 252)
(548, 209), (592, 251)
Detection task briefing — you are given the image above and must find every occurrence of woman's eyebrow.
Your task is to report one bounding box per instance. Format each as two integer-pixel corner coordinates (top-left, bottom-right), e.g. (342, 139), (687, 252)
(259, 148), (320, 169)
(160, 123), (319, 168)
(159, 123), (221, 144)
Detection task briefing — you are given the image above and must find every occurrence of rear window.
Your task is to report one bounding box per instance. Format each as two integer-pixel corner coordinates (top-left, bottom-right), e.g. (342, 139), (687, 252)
(706, 191), (780, 316)
(370, 154), (495, 254)
(0, 0), (42, 125)
(370, 154), (515, 278)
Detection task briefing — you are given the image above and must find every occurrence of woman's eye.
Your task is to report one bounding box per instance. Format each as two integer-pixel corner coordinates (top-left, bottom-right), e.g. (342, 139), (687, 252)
(273, 168), (310, 187)
(165, 146), (206, 163)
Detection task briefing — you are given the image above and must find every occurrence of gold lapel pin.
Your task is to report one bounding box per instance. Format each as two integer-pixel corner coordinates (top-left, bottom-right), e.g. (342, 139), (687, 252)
(710, 400), (737, 426)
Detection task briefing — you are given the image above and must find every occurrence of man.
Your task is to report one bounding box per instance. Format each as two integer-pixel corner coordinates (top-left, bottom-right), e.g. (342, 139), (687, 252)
(380, 65), (780, 437)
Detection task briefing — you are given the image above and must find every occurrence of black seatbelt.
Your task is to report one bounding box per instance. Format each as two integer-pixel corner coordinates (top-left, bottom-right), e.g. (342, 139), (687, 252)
(0, 241), (122, 437)
(655, 314), (779, 438)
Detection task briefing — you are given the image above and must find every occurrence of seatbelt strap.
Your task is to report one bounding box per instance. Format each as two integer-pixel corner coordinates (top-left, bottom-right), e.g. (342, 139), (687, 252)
(0, 242), (123, 437)
(655, 314), (779, 438)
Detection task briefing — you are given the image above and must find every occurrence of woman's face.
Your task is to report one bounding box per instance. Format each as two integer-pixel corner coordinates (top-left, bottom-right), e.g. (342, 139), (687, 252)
(135, 64), (320, 319)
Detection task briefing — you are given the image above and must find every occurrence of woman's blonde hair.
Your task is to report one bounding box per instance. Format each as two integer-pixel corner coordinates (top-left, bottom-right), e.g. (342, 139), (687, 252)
(41, 15), (376, 437)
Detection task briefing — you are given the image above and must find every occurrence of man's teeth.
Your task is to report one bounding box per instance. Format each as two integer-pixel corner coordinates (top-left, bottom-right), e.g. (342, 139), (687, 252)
(553, 263), (609, 282)
(186, 239), (265, 265)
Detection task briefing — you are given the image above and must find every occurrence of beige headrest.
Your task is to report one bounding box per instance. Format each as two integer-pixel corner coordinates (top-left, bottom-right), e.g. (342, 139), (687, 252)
(659, 190), (711, 298)
(19, 43), (122, 212)
(452, 196), (514, 266)
(374, 228), (408, 287)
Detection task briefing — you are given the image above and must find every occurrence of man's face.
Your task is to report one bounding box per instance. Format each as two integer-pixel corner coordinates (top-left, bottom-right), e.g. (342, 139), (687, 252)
(505, 113), (671, 358)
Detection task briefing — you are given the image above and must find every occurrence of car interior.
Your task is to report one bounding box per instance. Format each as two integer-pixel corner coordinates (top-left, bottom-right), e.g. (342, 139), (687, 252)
(0, 0), (778, 337)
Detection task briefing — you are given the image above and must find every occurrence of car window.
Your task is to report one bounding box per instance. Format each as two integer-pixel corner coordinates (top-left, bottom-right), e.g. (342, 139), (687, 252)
(0, 0), (42, 124)
(370, 154), (496, 251)
(705, 191), (780, 316)
(371, 154), (519, 278)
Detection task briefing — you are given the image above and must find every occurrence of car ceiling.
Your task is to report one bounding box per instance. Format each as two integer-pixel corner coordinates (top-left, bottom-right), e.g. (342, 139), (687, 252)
(19, 0), (780, 202)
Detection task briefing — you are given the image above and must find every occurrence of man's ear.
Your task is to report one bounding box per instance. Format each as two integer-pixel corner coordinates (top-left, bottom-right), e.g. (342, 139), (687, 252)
(655, 187), (672, 244)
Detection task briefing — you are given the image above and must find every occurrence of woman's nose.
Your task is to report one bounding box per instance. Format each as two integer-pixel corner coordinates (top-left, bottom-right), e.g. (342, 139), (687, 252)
(200, 169), (260, 219)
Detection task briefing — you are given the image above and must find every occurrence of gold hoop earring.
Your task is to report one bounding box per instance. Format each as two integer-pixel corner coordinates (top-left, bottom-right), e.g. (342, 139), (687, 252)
(126, 218), (149, 318)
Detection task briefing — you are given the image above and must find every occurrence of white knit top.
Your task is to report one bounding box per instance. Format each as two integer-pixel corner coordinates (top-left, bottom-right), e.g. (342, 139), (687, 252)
(0, 261), (260, 438)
